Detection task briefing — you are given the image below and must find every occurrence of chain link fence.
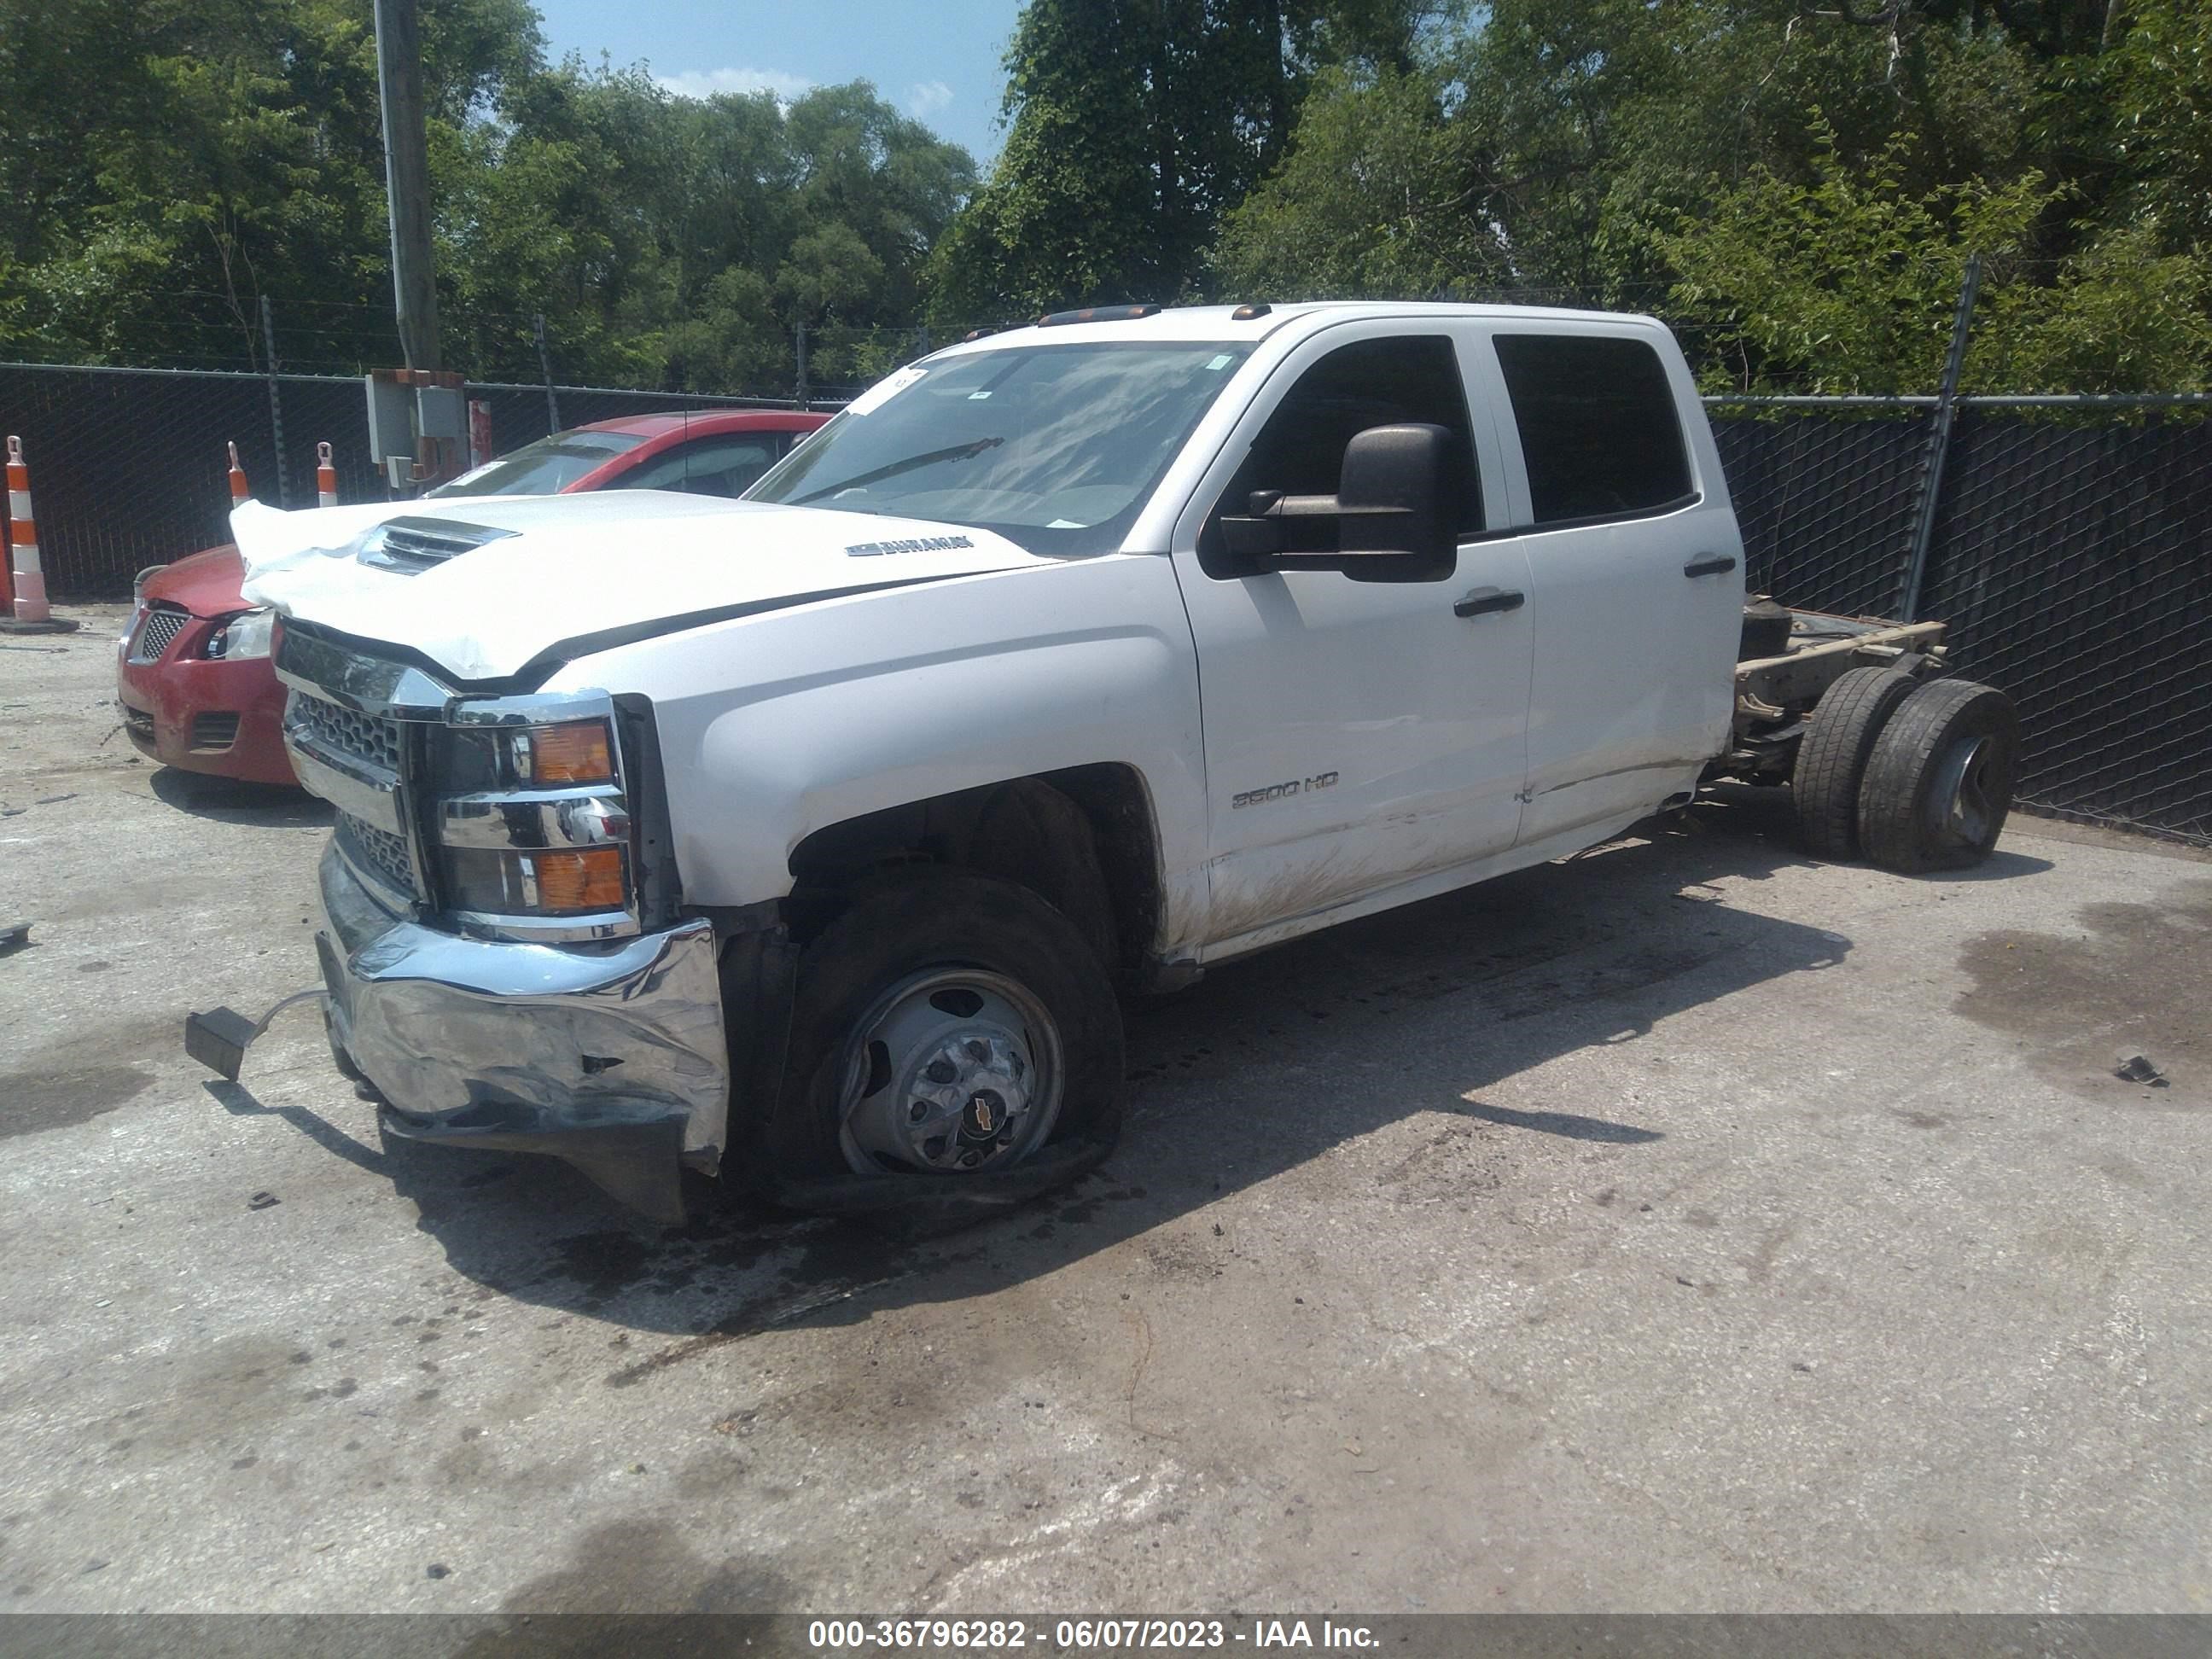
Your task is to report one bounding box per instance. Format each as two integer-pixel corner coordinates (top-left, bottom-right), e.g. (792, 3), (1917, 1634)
(1714, 397), (2211, 847)
(1913, 410), (2209, 846)
(3, 359), (2205, 846)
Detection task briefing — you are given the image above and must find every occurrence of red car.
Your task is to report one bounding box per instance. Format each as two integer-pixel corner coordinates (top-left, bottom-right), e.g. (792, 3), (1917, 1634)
(117, 409), (829, 785)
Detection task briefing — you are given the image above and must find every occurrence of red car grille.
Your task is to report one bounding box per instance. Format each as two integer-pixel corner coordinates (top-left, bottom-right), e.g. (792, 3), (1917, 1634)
(128, 606), (190, 663)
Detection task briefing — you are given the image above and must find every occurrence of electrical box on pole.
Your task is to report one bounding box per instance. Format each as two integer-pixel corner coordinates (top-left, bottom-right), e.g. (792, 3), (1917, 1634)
(365, 368), (467, 493)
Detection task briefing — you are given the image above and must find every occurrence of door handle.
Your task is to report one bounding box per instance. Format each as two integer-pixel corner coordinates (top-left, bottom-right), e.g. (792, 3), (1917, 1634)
(1683, 554), (1738, 579)
(1453, 587), (1525, 619)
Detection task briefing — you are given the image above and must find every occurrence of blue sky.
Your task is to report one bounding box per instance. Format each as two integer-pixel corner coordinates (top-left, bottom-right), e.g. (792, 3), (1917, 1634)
(529, 1), (1026, 168)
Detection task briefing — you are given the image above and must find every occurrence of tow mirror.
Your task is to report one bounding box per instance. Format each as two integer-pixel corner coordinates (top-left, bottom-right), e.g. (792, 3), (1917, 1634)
(1219, 423), (1456, 581)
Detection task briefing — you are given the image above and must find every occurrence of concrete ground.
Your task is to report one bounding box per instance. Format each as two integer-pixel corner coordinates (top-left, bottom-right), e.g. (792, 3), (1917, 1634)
(2, 605), (2208, 1616)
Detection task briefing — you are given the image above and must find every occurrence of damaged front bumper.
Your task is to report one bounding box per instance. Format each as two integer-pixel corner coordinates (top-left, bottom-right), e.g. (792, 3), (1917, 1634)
(314, 843), (728, 1222)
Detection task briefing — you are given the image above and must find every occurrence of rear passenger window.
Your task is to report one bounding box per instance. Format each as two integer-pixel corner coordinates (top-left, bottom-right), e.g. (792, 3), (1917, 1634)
(1493, 335), (1692, 526)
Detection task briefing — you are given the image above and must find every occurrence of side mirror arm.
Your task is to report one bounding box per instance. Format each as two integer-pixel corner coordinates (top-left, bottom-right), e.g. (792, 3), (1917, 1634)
(1220, 490), (1418, 562)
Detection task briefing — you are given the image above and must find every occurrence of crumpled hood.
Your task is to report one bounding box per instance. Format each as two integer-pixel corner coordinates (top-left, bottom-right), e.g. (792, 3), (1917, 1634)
(234, 492), (1045, 683)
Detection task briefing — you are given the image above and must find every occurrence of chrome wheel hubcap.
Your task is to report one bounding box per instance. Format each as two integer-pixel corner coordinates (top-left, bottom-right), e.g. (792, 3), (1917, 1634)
(1930, 733), (1995, 847)
(835, 969), (1063, 1175)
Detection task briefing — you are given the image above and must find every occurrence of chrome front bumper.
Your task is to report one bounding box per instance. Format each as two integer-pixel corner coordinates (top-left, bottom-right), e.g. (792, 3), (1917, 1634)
(317, 844), (729, 1222)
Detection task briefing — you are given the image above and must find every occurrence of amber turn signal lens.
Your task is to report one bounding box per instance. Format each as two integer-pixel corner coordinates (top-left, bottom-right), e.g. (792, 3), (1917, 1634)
(533, 847), (626, 911)
(529, 719), (614, 785)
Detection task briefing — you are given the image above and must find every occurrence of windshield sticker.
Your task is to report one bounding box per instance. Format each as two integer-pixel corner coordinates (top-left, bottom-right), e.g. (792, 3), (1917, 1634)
(842, 364), (928, 417)
(845, 534), (976, 557)
(1206, 352), (1235, 370)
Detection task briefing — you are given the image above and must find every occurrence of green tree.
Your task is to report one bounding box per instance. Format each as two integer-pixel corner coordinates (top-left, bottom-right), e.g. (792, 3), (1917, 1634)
(0, 0), (541, 370)
(1985, 220), (2212, 392)
(0, 5), (975, 393)
(928, 1), (1449, 321)
(1658, 130), (2211, 393)
(1215, 62), (1505, 299)
(1658, 133), (2053, 393)
(456, 68), (973, 389)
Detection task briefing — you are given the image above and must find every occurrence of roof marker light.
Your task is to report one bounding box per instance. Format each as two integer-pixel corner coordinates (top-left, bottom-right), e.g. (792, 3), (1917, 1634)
(1035, 304), (1162, 328)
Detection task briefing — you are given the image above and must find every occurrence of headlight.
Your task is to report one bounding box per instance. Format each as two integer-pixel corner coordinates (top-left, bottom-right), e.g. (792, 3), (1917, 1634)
(517, 719), (616, 786)
(427, 715), (634, 924)
(433, 717), (618, 792)
(205, 607), (277, 660)
(131, 565), (166, 606)
(440, 846), (630, 917)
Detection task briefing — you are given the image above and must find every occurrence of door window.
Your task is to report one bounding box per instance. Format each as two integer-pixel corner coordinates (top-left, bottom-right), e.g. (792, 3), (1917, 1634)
(1492, 335), (1692, 526)
(1203, 335), (1481, 578)
(620, 435), (781, 498)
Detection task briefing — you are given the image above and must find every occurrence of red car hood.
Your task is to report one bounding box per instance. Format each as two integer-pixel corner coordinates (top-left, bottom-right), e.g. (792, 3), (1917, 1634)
(141, 545), (247, 618)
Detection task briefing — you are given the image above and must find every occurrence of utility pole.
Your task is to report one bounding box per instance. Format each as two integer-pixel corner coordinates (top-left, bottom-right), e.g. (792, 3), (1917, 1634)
(372, 0), (439, 371)
(259, 294), (290, 508)
(534, 312), (562, 435)
(1900, 252), (1982, 623)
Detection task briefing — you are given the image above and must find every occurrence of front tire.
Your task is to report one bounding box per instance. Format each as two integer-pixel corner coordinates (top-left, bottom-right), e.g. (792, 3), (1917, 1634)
(768, 872), (1125, 1188)
(1856, 678), (2020, 872)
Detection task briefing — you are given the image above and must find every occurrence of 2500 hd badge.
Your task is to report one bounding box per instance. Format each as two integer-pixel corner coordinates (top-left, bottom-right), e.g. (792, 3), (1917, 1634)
(1232, 772), (1340, 809)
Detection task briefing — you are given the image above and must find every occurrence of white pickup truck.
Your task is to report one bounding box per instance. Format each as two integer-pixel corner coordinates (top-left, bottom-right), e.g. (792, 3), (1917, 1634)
(190, 302), (2020, 1224)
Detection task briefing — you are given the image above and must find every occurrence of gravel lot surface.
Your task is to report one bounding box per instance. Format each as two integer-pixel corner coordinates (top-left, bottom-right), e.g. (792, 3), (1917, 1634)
(2, 607), (2207, 1615)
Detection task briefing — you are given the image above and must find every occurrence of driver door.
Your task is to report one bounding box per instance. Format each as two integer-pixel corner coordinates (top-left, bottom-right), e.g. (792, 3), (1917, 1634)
(1169, 325), (1534, 954)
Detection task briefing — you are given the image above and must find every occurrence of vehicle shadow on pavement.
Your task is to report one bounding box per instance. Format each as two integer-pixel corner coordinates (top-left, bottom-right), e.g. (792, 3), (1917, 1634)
(148, 766), (330, 826)
(204, 1077), (391, 1178)
(363, 790), (2010, 1345)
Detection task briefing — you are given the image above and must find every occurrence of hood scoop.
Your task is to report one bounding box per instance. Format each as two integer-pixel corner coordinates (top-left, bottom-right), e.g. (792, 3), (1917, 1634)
(358, 516), (517, 574)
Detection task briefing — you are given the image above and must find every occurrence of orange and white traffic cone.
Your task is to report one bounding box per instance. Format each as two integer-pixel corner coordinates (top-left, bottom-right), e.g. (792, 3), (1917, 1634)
(228, 441), (251, 505)
(5, 434), (49, 624)
(316, 441), (338, 509)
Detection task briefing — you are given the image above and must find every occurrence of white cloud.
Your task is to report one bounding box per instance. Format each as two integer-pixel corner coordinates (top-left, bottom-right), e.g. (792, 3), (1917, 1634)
(656, 66), (813, 103)
(906, 79), (954, 120)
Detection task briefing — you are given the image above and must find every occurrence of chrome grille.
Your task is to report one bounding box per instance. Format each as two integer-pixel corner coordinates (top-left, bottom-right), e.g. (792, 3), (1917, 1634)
(336, 812), (417, 899)
(129, 607), (189, 663)
(288, 693), (404, 775)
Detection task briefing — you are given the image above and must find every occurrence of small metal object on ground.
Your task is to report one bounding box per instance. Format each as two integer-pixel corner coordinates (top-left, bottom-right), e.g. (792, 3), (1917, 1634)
(0, 921), (30, 955)
(2115, 1052), (2170, 1087)
(184, 989), (326, 1083)
(185, 1008), (262, 1082)
(247, 1191), (279, 1211)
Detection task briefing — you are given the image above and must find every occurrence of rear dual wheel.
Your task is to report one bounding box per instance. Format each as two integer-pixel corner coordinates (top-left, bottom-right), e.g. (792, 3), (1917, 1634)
(1790, 665), (1922, 860)
(1856, 678), (2019, 872)
(1795, 670), (2018, 871)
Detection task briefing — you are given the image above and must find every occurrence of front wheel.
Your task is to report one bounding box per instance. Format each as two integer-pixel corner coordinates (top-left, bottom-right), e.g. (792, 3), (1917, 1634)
(766, 872), (1125, 1194)
(1856, 678), (2020, 872)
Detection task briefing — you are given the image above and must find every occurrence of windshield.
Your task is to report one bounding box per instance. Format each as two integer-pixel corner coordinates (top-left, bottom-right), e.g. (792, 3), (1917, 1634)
(428, 429), (643, 498)
(744, 341), (1253, 554)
